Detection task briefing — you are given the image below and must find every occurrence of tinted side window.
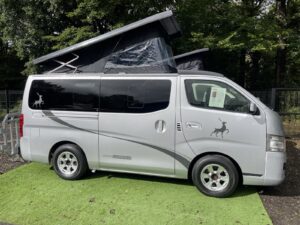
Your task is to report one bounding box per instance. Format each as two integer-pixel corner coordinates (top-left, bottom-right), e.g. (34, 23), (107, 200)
(185, 79), (250, 113)
(100, 80), (171, 113)
(29, 79), (99, 112)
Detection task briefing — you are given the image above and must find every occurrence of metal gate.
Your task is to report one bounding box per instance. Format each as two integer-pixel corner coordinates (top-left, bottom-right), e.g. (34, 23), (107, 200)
(0, 113), (21, 155)
(0, 90), (23, 116)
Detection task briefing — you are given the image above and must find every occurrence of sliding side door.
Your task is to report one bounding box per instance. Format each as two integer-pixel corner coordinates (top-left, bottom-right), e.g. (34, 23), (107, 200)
(98, 77), (176, 176)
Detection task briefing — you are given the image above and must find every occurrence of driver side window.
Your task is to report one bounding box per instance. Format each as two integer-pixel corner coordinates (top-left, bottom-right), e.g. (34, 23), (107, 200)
(185, 79), (251, 113)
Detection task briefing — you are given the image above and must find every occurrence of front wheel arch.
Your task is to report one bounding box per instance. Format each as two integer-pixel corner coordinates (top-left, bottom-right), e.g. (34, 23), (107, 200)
(191, 154), (240, 197)
(188, 152), (243, 185)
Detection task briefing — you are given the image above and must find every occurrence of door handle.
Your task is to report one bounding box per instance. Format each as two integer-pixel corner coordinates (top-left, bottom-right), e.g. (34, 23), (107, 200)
(155, 120), (166, 133)
(186, 122), (201, 129)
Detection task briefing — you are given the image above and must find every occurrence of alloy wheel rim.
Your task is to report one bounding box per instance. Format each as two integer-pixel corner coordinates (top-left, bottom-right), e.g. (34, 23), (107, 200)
(57, 151), (78, 176)
(200, 164), (230, 191)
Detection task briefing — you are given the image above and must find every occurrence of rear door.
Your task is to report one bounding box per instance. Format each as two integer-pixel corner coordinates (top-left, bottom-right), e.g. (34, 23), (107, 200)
(98, 76), (176, 175)
(180, 77), (267, 176)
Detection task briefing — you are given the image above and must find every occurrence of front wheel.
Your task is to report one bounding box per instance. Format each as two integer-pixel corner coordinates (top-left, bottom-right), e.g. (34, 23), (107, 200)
(192, 155), (239, 197)
(52, 144), (88, 180)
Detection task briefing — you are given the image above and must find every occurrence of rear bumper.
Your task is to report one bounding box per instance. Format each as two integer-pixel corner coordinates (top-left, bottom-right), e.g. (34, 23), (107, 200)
(243, 151), (286, 186)
(20, 137), (31, 161)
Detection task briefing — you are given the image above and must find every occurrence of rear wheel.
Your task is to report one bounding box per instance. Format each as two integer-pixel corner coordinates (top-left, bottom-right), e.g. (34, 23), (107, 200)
(52, 144), (88, 180)
(192, 155), (239, 197)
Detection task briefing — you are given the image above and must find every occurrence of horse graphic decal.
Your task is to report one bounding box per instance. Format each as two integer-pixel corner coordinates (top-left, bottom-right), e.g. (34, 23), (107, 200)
(32, 92), (44, 108)
(210, 118), (229, 138)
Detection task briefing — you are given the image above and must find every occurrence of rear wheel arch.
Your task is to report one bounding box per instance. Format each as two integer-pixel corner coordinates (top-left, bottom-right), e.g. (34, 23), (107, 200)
(48, 141), (87, 166)
(188, 152), (243, 184)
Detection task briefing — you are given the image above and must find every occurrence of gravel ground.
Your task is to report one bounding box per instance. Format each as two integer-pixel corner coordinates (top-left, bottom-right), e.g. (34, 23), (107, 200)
(0, 140), (299, 225)
(0, 153), (26, 174)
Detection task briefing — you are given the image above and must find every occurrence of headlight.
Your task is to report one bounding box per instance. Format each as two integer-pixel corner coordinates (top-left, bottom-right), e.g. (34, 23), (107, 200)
(268, 135), (286, 152)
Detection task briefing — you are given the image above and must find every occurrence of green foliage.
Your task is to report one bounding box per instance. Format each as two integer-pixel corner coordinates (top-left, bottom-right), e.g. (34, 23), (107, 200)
(0, 0), (299, 89)
(0, 39), (25, 89)
(44, 0), (177, 50)
(175, 0), (299, 88)
(44, 26), (95, 50)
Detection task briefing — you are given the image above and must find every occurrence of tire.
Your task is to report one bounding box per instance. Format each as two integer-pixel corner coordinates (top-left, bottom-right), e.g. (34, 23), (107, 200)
(192, 155), (239, 197)
(52, 144), (88, 180)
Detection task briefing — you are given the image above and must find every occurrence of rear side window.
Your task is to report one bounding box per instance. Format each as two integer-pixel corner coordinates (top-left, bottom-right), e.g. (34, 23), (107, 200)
(185, 79), (251, 113)
(100, 80), (171, 113)
(29, 79), (99, 112)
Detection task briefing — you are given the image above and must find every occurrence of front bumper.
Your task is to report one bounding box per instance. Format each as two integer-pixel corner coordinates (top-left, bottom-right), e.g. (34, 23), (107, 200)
(243, 151), (286, 186)
(263, 151), (286, 185)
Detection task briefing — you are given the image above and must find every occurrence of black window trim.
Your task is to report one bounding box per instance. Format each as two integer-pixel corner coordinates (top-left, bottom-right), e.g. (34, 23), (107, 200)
(99, 79), (172, 114)
(28, 79), (100, 112)
(184, 79), (257, 115)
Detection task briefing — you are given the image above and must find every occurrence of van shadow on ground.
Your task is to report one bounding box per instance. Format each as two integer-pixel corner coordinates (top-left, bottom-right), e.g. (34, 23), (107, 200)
(82, 168), (257, 198)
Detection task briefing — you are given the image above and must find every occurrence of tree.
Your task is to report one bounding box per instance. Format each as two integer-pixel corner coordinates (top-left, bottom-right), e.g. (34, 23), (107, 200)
(274, 0), (288, 87)
(0, 0), (177, 57)
(0, 0), (299, 89)
(0, 3), (25, 89)
(274, 0), (300, 87)
(176, 0), (284, 89)
(0, 40), (25, 89)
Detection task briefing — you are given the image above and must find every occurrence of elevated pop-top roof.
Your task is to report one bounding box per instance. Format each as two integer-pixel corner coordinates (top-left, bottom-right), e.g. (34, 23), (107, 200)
(33, 10), (181, 65)
(174, 48), (209, 60)
(175, 48), (209, 71)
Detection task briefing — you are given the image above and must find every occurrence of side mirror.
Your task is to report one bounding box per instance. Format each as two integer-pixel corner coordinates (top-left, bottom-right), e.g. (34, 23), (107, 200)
(249, 102), (258, 115)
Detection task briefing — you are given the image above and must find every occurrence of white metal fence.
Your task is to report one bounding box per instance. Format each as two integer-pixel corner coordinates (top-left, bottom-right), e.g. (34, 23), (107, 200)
(0, 90), (23, 118)
(0, 113), (20, 155)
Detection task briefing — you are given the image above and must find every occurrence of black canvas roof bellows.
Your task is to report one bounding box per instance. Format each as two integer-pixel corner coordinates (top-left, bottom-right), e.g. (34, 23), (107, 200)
(33, 11), (182, 74)
(175, 48), (209, 71)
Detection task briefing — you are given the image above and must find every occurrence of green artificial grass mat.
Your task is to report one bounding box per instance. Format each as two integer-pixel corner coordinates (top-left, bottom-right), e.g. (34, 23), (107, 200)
(0, 163), (272, 225)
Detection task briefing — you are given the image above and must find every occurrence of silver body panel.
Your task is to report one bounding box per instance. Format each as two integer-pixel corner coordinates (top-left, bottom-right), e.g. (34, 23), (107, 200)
(98, 76), (177, 175)
(180, 76), (267, 176)
(20, 73), (286, 186)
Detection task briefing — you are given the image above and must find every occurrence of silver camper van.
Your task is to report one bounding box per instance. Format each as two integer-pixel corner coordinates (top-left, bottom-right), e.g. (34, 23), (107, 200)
(20, 71), (286, 197)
